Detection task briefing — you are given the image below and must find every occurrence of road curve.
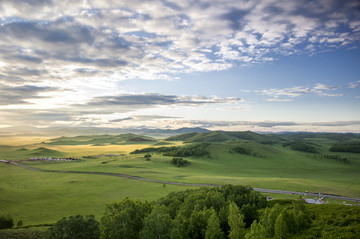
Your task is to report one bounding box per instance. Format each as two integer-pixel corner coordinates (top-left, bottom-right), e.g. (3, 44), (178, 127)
(8, 161), (360, 202)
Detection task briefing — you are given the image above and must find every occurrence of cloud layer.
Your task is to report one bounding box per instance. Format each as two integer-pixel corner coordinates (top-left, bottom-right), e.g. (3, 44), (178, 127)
(1, 0), (359, 84)
(0, 0), (359, 132)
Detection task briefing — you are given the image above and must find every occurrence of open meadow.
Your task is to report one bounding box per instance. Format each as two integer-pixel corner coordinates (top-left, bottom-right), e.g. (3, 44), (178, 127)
(1, 132), (360, 227)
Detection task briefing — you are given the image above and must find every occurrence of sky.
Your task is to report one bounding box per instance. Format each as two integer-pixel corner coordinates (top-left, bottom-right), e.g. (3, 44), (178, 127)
(0, 0), (360, 134)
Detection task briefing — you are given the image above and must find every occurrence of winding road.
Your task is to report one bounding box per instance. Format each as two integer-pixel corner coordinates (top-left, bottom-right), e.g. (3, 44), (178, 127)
(8, 161), (360, 202)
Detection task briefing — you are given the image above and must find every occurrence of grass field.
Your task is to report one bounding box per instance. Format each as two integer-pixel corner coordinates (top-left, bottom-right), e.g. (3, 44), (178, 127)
(0, 162), (197, 226)
(0, 133), (359, 226)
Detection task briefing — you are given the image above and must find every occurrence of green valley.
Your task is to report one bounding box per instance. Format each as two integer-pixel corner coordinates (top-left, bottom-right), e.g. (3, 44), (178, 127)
(0, 131), (359, 237)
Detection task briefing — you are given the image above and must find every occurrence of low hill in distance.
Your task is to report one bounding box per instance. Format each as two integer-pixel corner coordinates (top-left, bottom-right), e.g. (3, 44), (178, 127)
(166, 131), (360, 153)
(30, 147), (63, 157)
(166, 131), (283, 144)
(46, 134), (156, 146)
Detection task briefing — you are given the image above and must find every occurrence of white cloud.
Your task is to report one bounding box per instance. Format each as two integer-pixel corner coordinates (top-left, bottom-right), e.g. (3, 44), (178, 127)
(348, 80), (360, 88)
(262, 82), (345, 101)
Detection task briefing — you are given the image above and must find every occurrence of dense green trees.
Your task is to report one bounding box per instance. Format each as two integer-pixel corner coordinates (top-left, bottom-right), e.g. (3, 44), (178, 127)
(131, 143), (210, 158)
(47, 215), (99, 239)
(260, 200), (311, 238)
(228, 202), (245, 239)
(283, 141), (317, 153)
(245, 220), (267, 239)
(304, 204), (360, 238)
(139, 205), (172, 239)
(274, 213), (287, 239)
(205, 209), (224, 239)
(100, 198), (151, 239)
(154, 185), (266, 238)
(163, 143), (210, 158)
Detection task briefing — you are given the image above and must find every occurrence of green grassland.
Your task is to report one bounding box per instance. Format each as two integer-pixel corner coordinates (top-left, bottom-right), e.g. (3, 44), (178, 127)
(1, 132), (359, 226)
(0, 163), (197, 226)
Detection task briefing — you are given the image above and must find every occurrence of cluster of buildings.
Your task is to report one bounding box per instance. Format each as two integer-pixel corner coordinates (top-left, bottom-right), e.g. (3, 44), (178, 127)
(303, 197), (327, 204)
(27, 157), (79, 161)
(96, 154), (125, 157)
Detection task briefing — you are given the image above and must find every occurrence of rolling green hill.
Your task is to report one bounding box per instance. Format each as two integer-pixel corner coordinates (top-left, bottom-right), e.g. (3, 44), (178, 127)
(165, 131), (282, 144)
(30, 147), (64, 157)
(46, 134), (156, 146)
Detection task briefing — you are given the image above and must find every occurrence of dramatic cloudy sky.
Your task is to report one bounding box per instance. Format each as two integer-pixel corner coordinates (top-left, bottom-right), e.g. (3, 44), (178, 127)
(0, 0), (360, 133)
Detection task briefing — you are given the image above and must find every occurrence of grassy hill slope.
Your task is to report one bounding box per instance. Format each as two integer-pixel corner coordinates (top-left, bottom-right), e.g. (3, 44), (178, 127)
(46, 134), (156, 146)
(166, 131), (282, 144)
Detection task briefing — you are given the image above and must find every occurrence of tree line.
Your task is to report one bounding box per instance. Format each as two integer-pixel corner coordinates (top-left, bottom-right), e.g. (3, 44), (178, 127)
(282, 141), (317, 153)
(131, 143), (211, 158)
(330, 141), (360, 153)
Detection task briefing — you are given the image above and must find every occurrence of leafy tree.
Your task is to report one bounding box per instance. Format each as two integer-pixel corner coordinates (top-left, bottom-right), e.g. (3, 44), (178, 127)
(292, 200), (311, 233)
(170, 227), (182, 239)
(274, 213), (287, 239)
(100, 198), (151, 239)
(205, 190), (226, 213)
(47, 214), (99, 239)
(228, 202), (245, 239)
(188, 209), (212, 239)
(205, 209), (224, 239)
(245, 220), (267, 239)
(281, 209), (296, 235)
(140, 205), (172, 239)
(0, 215), (14, 229)
(261, 204), (282, 237)
(241, 203), (259, 227)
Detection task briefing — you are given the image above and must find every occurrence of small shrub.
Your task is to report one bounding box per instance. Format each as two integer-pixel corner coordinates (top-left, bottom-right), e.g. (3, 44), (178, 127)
(0, 215), (14, 229)
(17, 220), (23, 227)
(232, 146), (251, 155)
(144, 153), (152, 161)
(171, 157), (190, 167)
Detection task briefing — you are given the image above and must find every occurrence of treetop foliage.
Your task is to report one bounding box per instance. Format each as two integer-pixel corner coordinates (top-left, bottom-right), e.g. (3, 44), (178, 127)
(47, 214), (99, 239)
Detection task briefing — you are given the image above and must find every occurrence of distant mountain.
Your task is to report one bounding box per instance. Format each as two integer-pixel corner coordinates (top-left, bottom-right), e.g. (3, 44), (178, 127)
(277, 132), (360, 142)
(0, 126), (210, 137)
(165, 131), (360, 146)
(166, 131), (283, 144)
